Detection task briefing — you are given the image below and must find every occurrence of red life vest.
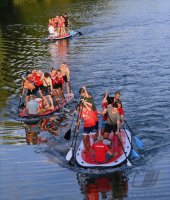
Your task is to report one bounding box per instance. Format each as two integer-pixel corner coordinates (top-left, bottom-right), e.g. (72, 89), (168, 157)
(82, 109), (96, 128)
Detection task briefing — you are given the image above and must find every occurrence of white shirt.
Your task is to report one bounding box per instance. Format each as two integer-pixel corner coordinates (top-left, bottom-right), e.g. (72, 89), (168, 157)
(48, 25), (55, 34)
(27, 100), (39, 115)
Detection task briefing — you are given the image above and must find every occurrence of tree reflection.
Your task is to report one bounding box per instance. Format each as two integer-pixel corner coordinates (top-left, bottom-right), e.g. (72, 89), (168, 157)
(77, 171), (128, 200)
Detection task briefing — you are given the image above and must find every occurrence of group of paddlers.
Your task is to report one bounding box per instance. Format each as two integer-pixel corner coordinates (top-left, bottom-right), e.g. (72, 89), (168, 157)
(48, 14), (70, 38)
(77, 87), (124, 163)
(21, 62), (71, 115)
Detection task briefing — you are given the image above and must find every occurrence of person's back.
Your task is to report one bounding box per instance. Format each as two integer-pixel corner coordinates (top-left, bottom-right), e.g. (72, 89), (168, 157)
(92, 135), (112, 163)
(27, 96), (39, 115)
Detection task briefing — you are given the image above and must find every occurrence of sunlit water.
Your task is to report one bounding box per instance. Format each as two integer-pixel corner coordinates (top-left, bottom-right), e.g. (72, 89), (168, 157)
(0, 0), (170, 199)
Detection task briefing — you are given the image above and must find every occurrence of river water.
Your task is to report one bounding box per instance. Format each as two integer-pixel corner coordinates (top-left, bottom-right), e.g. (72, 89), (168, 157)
(0, 0), (170, 199)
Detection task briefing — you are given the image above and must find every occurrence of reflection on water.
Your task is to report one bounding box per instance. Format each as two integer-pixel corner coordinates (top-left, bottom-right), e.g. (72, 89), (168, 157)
(0, 0), (170, 199)
(0, 114), (69, 145)
(77, 171), (128, 200)
(25, 116), (61, 145)
(24, 114), (70, 145)
(48, 39), (70, 65)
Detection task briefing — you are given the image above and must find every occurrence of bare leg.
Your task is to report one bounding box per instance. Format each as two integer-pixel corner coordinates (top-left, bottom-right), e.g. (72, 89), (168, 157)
(44, 97), (51, 108)
(83, 135), (90, 151)
(53, 89), (60, 101)
(61, 27), (66, 36)
(58, 28), (61, 37)
(39, 90), (50, 108)
(25, 95), (29, 111)
(66, 82), (70, 97)
(58, 88), (65, 103)
(48, 95), (54, 109)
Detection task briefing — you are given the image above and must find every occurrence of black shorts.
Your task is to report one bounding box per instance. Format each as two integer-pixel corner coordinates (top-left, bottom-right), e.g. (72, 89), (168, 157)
(41, 86), (50, 96)
(27, 88), (37, 96)
(84, 125), (97, 135)
(104, 123), (117, 134)
(63, 75), (68, 83)
(53, 83), (62, 89)
(35, 84), (43, 91)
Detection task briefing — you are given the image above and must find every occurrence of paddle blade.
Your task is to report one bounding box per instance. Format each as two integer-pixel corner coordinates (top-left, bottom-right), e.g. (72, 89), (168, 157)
(19, 102), (25, 109)
(78, 31), (82, 35)
(66, 148), (73, 161)
(64, 129), (71, 140)
(126, 159), (132, 167)
(132, 149), (139, 158)
(135, 136), (143, 149)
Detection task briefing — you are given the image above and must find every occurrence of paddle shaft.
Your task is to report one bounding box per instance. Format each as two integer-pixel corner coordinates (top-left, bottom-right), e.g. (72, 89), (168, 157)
(69, 101), (83, 147)
(71, 102), (84, 163)
(122, 125), (139, 158)
(65, 96), (81, 133)
(106, 95), (142, 148)
(124, 120), (136, 137)
(122, 125), (133, 148)
(117, 132), (129, 156)
(124, 120), (143, 148)
(18, 81), (25, 113)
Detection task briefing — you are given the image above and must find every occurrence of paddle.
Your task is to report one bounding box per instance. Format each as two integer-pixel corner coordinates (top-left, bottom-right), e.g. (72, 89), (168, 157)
(65, 118), (81, 161)
(122, 125), (139, 158)
(69, 26), (83, 36)
(116, 133), (132, 167)
(18, 80), (25, 113)
(64, 98), (81, 140)
(64, 111), (77, 140)
(66, 103), (83, 161)
(76, 30), (82, 35)
(106, 94), (142, 151)
(124, 120), (143, 149)
(106, 109), (132, 167)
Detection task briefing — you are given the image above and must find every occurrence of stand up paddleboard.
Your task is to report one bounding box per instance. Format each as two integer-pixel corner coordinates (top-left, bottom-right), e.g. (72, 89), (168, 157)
(76, 129), (131, 168)
(47, 30), (79, 41)
(19, 93), (74, 122)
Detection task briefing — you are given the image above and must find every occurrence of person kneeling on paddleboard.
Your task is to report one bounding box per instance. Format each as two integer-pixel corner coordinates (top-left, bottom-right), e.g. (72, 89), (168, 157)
(92, 135), (113, 163)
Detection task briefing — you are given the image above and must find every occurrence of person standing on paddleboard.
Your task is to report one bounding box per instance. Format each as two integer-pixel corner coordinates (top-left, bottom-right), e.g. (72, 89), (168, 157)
(60, 62), (71, 98)
(78, 99), (98, 152)
(103, 102), (121, 140)
(79, 86), (99, 137)
(63, 13), (70, 34)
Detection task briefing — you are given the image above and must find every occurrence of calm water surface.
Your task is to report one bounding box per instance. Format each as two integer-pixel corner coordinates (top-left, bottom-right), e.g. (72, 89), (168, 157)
(0, 0), (170, 199)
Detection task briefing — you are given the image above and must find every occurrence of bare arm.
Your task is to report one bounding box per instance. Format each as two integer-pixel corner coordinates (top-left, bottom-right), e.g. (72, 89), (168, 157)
(81, 100), (92, 110)
(102, 93), (108, 104)
(121, 114), (124, 125)
(82, 86), (90, 98)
